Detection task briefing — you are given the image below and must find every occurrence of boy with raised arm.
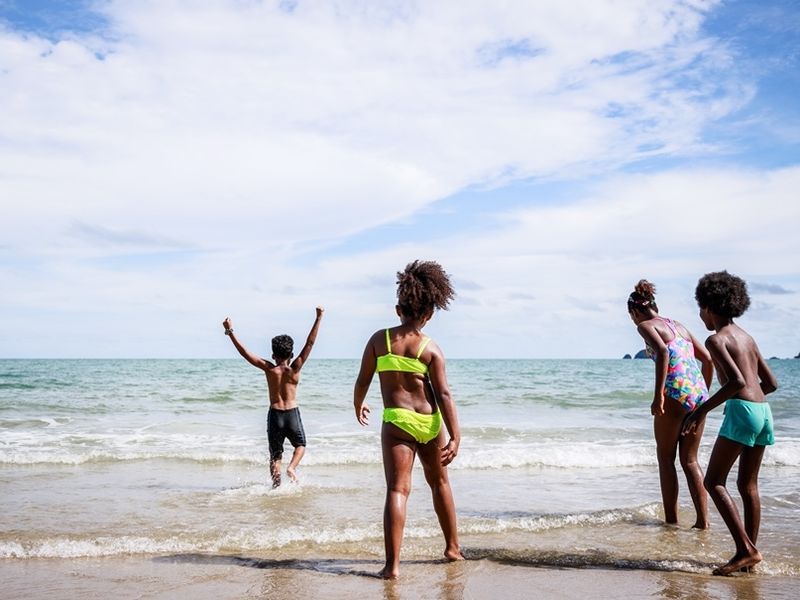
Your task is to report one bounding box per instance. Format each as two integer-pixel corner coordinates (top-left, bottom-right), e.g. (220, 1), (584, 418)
(223, 307), (324, 487)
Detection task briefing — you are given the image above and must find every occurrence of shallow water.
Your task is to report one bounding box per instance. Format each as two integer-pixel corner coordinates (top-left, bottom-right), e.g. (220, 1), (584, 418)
(1, 358), (799, 577)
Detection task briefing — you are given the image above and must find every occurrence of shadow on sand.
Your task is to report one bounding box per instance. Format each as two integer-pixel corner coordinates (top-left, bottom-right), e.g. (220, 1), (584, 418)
(153, 553), (457, 578)
(155, 547), (719, 576)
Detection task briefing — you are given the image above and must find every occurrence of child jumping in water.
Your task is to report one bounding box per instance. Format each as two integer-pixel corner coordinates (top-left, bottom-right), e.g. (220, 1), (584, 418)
(223, 307), (324, 487)
(683, 271), (778, 576)
(628, 279), (714, 528)
(353, 260), (463, 579)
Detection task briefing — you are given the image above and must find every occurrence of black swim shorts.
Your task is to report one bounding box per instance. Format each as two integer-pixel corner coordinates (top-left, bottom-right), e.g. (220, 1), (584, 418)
(267, 407), (307, 461)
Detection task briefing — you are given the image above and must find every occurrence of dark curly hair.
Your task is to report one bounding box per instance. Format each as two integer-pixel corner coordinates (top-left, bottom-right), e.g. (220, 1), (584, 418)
(627, 279), (659, 314)
(695, 271), (750, 318)
(271, 334), (294, 359)
(396, 260), (455, 319)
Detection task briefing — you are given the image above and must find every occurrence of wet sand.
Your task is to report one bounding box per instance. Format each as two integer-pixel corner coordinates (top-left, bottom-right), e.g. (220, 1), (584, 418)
(2, 553), (796, 600)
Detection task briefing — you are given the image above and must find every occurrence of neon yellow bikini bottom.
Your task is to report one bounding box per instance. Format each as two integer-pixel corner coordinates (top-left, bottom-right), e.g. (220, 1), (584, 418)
(383, 408), (441, 444)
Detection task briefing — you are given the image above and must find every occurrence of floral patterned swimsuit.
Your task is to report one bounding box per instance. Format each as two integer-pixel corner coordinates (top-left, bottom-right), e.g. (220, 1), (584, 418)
(646, 317), (708, 411)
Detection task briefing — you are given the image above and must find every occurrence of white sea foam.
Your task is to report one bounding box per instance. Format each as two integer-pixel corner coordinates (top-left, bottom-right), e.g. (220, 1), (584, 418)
(3, 434), (800, 468)
(0, 507), (651, 559)
(0, 525), (383, 559)
(459, 505), (661, 536)
(0, 536), (196, 559)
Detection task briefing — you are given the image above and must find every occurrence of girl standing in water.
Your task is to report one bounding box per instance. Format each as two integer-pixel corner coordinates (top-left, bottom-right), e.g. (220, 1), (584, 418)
(628, 279), (714, 528)
(354, 260), (463, 579)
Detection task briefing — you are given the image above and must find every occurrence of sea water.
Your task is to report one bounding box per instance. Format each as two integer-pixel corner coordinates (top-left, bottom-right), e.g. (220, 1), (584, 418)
(1, 359), (798, 575)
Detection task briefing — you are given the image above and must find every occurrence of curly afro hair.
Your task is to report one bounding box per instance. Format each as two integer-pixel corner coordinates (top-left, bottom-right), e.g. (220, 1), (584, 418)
(396, 260), (455, 319)
(695, 271), (750, 318)
(271, 334), (294, 359)
(627, 279), (659, 313)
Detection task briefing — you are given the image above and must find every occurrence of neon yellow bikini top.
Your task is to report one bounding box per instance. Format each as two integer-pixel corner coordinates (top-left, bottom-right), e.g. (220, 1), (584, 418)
(375, 329), (431, 374)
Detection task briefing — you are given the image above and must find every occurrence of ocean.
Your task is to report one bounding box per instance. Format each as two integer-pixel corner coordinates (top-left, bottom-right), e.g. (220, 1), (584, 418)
(1, 358), (799, 589)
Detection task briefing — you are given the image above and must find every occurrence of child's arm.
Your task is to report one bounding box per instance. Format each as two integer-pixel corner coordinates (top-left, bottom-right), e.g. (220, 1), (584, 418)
(427, 344), (460, 466)
(682, 336), (744, 435)
(688, 329), (714, 389)
(222, 317), (271, 370)
(756, 350), (778, 395)
(353, 333), (377, 426)
(637, 322), (668, 416)
(291, 306), (324, 372)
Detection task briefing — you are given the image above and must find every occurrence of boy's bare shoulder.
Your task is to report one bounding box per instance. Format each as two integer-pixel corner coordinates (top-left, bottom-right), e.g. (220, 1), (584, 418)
(706, 328), (753, 355)
(704, 332), (725, 350)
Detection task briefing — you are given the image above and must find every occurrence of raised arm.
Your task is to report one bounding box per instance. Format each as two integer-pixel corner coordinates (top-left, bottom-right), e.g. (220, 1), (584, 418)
(637, 322), (668, 416)
(291, 306), (324, 371)
(222, 317), (270, 370)
(353, 333), (378, 426)
(427, 343), (460, 466)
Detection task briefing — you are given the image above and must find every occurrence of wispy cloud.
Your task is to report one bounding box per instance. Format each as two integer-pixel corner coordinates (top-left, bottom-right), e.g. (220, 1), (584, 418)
(750, 283), (794, 295)
(67, 221), (190, 249)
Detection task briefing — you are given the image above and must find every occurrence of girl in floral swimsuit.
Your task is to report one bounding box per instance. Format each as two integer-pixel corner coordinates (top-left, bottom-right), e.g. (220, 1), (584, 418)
(628, 279), (714, 528)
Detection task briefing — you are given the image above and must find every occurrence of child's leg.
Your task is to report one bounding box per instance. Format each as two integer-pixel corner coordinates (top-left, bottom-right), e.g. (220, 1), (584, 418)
(286, 445), (305, 482)
(418, 432), (463, 561)
(267, 410), (284, 488)
(704, 436), (761, 575)
(380, 423), (416, 579)
(653, 411), (682, 524)
(269, 457), (282, 488)
(678, 414), (709, 529)
(737, 444), (766, 545)
(285, 409), (307, 483)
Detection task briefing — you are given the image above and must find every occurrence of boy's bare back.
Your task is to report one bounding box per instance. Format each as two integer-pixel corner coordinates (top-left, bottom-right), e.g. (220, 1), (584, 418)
(264, 363), (301, 410)
(706, 324), (774, 403)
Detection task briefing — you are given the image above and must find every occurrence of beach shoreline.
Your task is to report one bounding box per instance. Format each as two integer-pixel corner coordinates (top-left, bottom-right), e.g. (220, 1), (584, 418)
(3, 359), (799, 598)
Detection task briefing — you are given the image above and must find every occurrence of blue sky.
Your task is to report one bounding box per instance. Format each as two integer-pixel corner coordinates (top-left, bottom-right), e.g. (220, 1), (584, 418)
(1, 0), (798, 358)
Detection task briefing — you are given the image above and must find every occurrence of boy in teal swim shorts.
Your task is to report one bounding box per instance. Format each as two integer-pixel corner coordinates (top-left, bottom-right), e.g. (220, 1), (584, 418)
(682, 271), (778, 576)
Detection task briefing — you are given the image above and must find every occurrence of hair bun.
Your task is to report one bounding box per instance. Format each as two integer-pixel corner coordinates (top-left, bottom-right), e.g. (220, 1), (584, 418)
(634, 279), (656, 300)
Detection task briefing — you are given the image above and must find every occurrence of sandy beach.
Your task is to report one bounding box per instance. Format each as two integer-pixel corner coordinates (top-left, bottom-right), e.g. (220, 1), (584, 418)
(2, 554), (797, 600)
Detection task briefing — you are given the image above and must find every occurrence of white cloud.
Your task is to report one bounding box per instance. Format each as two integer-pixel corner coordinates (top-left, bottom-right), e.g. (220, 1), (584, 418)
(2, 1), (737, 247)
(2, 0), (797, 358)
(309, 167), (800, 358)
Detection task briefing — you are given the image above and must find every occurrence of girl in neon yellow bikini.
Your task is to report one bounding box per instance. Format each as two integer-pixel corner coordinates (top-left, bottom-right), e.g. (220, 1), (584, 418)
(354, 260), (463, 579)
(628, 279), (714, 529)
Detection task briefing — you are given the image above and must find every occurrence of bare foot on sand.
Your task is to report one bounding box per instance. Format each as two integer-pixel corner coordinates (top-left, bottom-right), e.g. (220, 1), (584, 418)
(713, 550), (762, 576)
(271, 473), (281, 489)
(378, 566), (399, 580)
(692, 520), (709, 530)
(445, 547), (465, 561)
(287, 466), (298, 483)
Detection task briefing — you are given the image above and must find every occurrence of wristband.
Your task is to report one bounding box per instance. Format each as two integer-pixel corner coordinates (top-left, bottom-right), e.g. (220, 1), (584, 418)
(224, 328), (233, 336)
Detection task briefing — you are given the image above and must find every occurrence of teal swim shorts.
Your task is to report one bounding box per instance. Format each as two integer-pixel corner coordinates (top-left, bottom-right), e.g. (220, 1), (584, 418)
(719, 399), (775, 447)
